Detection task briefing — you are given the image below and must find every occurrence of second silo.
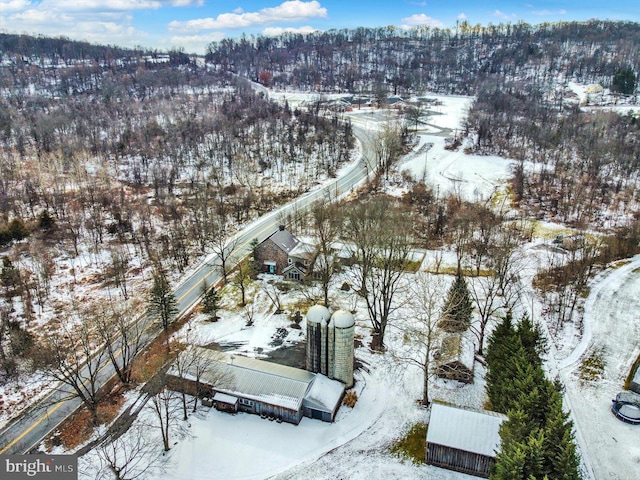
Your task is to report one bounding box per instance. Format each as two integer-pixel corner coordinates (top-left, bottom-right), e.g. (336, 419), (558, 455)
(306, 304), (330, 373)
(330, 310), (355, 388)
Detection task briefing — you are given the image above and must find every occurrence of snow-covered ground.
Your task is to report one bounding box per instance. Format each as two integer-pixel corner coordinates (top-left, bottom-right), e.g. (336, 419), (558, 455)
(69, 92), (640, 479)
(79, 263), (485, 480)
(556, 256), (640, 479)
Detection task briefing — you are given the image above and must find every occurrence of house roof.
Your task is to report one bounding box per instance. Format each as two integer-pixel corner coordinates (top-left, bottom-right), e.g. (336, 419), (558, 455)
(218, 353), (314, 411)
(427, 403), (506, 458)
(266, 228), (301, 255)
(173, 348), (314, 411)
(283, 262), (307, 275)
(288, 241), (314, 259)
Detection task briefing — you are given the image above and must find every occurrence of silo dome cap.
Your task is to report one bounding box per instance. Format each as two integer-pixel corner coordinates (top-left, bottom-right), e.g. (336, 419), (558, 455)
(331, 309), (355, 328)
(306, 305), (330, 324)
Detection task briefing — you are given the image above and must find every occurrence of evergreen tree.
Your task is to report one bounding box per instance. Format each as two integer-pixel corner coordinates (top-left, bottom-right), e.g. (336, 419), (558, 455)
(486, 312), (524, 412)
(201, 281), (220, 321)
(38, 210), (56, 232)
(441, 269), (473, 332)
(148, 270), (178, 333)
(487, 311), (582, 480)
(493, 414), (546, 480)
(1, 257), (21, 299)
(517, 313), (547, 368)
(612, 68), (636, 95)
(249, 238), (259, 277)
(541, 391), (581, 479)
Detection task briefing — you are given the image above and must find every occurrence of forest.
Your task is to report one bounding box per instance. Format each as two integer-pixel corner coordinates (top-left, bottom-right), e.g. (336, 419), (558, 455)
(0, 34), (353, 381)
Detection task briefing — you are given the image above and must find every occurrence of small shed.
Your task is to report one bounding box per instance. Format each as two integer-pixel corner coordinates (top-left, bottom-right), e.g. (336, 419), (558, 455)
(302, 374), (345, 422)
(212, 392), (239, 413)
(434, 333), (475, 384)
(426, 403), (506, 478)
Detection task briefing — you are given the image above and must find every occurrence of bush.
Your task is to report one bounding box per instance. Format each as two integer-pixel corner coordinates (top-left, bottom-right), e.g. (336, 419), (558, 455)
(342, 390), (358, 407)
(38, 210), (55, 232)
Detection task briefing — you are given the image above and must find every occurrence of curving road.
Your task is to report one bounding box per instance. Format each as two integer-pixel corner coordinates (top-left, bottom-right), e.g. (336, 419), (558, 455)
(0, 124), (377, 455)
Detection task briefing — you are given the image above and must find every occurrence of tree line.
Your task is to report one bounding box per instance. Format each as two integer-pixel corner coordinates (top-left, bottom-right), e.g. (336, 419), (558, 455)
(205, 21), (639, 97)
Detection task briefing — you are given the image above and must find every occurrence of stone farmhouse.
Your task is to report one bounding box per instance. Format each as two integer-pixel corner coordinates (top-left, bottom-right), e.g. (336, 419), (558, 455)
(254, 226), (315, 281)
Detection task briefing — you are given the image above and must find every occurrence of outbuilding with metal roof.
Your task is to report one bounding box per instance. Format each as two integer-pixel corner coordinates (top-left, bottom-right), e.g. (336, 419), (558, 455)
(426, 403), (507, 478)
(167, 348), (345, 425)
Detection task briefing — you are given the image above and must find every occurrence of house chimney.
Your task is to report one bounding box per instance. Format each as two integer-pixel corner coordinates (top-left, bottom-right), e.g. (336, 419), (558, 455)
(279, 225), (285, 231)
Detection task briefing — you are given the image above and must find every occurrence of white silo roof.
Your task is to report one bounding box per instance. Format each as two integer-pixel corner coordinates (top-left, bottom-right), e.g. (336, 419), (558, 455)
(331, 310), (355, 328)
(307, 305), (330, 324)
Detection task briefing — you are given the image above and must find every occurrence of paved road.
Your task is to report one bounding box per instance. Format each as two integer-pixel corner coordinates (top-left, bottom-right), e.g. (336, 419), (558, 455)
(0, 124), (376, 455)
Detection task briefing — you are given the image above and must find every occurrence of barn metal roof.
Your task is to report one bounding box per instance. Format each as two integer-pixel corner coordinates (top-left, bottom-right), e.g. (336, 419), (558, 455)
(427, 403), (507, 458)
(192, 349), (315, 411)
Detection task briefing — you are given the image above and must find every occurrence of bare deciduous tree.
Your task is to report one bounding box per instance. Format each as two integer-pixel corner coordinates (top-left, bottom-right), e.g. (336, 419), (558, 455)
(146, 385), (182, 452)
(345, 197), (412, 349)
(209, 219), (238, 285)
(233, 259), (252, 307)
(93, 295), (148, 386)
(38, 311), (107, 425)
(370, 122), (405, 180)
(393, 273), (443, 406)
(308, 200), (342, 307)
(93, 424), (164, 480)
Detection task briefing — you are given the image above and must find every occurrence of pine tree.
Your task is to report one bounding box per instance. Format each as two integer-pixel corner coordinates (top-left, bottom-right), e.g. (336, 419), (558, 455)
(517, 313), (547, 369)
(493, 413), (546, 480)
(487, 311), (581, 480)
(486, 313), (525, 413)
(441, 269), (473, 332)
(541, 391), (581, 479)
(201, 281), (220, 322)
(148, 270), (178, 333)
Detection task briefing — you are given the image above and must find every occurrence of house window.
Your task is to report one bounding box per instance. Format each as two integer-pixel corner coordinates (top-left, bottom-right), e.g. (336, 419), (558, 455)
(288, 258), (292, 264)
(290, 272), (300, 281)
(240, 398), (254, 407)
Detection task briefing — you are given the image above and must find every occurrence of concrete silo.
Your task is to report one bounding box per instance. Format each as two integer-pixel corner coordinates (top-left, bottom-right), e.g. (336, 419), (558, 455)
(330, 310), (355, 388)
(305, 305), (330, 374)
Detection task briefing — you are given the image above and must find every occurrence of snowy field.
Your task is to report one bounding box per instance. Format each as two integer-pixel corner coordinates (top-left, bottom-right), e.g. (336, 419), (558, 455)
(70, 90), (640, 479)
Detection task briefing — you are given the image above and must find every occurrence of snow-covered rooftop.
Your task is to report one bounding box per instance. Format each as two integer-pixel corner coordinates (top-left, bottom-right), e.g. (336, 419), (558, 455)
(303, 374), (345, 414)
(204, 351), (315, 411)
(181, 349), (344, 413)
(427, 403), (506, 458)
